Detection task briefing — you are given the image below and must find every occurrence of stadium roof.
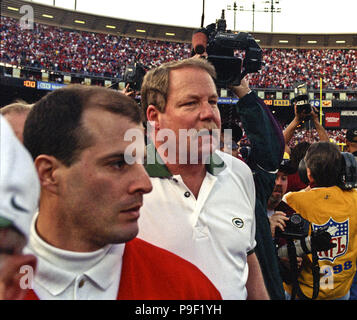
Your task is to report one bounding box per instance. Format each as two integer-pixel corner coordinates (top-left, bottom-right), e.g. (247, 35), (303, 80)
(2, 0), (357, 49)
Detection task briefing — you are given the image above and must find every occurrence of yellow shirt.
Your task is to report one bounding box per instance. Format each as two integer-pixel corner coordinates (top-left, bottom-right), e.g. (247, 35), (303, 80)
(284, 186), (357, 299)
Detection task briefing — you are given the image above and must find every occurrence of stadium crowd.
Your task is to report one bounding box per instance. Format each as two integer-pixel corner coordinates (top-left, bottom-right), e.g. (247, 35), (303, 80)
(249, 48), (357, 90)
(1, 16), (357, 91)
(285, 126), (347, 148)
(0, 16), (191, 78)
(1, 13), (357, 303)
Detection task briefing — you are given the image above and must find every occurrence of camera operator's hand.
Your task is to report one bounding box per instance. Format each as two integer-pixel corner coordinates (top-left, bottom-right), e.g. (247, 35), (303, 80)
(231, 76), (251, 99)
(121, 83), (135, 98)
(280, 256), (303, 271)
(192, 52), (208, 59)
(294, 103), (310, 122)
(308, 105), (329, 141)
(269, 211), (290, 238)
(310, 106), (319, 122)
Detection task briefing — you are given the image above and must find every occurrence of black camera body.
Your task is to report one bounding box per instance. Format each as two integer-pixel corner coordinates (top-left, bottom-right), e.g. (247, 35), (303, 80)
(275, 209), (336, 300)
(192, 10), (262, 88)
(276, 213), (336, 259)
(340, 152), (357, 189)
(292, 83), (312, 115)
(123, 62), (146, 91)
(276, 213), (310, 240)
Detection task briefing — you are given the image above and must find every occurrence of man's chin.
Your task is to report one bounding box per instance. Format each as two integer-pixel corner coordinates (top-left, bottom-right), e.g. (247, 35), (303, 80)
(272, 191), (282, 198)
(187, 147), (216, 164)
(268, 195), (282, 207)
(111, 225), (139, 244)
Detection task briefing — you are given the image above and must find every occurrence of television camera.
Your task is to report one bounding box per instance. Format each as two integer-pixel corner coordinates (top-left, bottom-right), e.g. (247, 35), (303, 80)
(192, 10), (262, 88)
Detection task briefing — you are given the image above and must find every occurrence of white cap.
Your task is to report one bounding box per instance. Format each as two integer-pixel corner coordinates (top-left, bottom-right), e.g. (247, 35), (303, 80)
(0, 115), (40, 238)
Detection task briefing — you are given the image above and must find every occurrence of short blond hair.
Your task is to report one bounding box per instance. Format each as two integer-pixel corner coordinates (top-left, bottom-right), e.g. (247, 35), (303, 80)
(140, 58), (216, 115)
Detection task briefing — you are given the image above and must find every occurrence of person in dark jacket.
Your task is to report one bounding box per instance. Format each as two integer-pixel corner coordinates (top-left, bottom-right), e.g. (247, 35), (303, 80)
(234, 77), (286, 300)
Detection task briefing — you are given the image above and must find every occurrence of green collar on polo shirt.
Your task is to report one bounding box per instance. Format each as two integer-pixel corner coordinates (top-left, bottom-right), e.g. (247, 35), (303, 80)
(0, 216), (13, 229)
(145, 144), (226, 177)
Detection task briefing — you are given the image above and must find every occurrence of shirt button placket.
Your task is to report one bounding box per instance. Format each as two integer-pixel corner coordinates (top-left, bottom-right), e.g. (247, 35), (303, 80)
(74, 277), (86, 300)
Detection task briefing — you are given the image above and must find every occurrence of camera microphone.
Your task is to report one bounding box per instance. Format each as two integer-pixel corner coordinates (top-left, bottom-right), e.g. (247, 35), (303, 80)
(192, 30), (207, 54)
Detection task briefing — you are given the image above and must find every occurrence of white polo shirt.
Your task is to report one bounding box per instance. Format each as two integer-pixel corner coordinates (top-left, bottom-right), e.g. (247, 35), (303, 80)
(24, 213), (125, 300)
(138, 149), (256, 300)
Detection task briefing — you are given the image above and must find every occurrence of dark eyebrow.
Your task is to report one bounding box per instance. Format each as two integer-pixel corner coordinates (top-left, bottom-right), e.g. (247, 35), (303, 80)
(179, 93), (219, 103)
(180, 94), (200, 101)
(98, 152), (125, 163)
(209, 95), (219, 101)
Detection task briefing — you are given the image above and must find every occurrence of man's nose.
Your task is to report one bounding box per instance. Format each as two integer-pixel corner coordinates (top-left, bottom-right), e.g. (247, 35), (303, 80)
(199, 101), (216, 121)
(129, 164), (153, 195)
(275, 177), (283, 186)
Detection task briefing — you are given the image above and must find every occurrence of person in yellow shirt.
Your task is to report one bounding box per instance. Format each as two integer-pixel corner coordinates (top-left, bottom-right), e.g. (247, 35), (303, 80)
(283, 141), (357, 300)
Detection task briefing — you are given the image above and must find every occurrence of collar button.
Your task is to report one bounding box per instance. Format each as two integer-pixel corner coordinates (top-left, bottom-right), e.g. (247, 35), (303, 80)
(78, 279), (85, 288)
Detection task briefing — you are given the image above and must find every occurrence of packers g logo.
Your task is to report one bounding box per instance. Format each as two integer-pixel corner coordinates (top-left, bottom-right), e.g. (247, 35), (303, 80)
(232, 217), (244, 229)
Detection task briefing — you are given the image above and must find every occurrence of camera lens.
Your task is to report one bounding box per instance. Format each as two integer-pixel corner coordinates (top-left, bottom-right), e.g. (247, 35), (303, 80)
(290, 214), (302, 226)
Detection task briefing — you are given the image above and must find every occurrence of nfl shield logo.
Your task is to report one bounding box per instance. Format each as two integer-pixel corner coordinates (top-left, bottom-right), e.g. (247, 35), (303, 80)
(312, 218), (349, 263)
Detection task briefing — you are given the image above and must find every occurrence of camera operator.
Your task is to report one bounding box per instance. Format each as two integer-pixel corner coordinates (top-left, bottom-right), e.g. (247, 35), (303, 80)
(232, 76), (286, 300)
(346, 128), (357, 157)
(283, 101), (329, 193)
(345, 128), (357, 300)
(284, 103), (329, 146)
(267, 157), (295, 237)
(266, 157), (306, 291)
(283, 141), (357, 300)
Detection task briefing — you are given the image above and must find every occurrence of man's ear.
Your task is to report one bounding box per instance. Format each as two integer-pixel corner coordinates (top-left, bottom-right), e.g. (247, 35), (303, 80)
(306, 167), (314, 184)
(34, 155), (62, 194)
(146, 105), (160, 129)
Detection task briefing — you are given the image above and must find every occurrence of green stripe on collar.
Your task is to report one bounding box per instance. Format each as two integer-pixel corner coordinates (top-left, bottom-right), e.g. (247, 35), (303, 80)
(145, 144), (226, 177)
(145, 144), (172, 177)
(0, 216), (13, 229)
(207, 152), (227, 175)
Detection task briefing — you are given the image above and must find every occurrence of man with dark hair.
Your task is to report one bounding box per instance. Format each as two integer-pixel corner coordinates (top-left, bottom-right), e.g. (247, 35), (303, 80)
(22, 84), (221, 300)
(346, 128), (357, 157)
(283, 142), (357, 300)
(267, 158), (295, 236)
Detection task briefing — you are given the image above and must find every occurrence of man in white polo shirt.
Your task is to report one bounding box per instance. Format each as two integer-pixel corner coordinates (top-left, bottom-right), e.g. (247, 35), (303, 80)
(139, 57), (269, 299)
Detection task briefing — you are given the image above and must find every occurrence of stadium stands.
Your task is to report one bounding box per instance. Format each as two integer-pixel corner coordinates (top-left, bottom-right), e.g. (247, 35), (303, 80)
(285, 126), (347, 149)
(0, 16), (191, 80)
(250, 48), (357, 90)
(0, 13), (356, 146)
(1, 16), (356, 93)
